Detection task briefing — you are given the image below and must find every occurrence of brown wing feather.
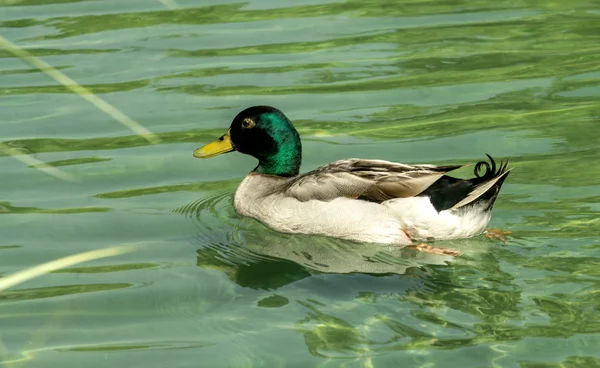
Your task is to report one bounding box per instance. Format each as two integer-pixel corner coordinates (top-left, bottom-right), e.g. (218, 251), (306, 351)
(283, 159), (465, 202)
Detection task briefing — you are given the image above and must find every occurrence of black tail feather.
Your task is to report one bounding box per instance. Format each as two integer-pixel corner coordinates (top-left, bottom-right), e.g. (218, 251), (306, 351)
(474, 154), (510, 182)
(420, 154), (511, 212)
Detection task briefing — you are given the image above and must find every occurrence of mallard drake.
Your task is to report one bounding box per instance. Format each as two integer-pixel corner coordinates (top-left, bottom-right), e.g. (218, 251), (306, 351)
(193, 106), (511, 255)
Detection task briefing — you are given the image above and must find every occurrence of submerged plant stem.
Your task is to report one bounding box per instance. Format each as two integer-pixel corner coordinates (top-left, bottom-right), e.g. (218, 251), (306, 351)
(0, 142), (76, 182)
(0, 245), (136, 293)
(0, 35), (160, 144)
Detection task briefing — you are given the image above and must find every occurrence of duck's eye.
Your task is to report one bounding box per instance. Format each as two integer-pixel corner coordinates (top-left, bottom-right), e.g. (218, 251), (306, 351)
(241, 118), (256, 129)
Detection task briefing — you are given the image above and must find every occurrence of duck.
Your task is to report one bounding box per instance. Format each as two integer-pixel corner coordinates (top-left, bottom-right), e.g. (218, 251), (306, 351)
(193, 106), (511, 256)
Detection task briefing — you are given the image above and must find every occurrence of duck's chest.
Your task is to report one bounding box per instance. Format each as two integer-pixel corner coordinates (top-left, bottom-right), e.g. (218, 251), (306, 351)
(233, 174), (288, 217)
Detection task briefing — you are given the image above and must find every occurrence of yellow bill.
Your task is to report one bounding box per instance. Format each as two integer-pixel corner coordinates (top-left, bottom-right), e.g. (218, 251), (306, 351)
(193, 131), (234, 158)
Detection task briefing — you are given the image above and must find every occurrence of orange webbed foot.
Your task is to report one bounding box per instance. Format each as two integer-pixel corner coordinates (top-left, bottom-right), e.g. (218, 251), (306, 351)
(407, 243), (462, 257)
(484, 228), (512, 243)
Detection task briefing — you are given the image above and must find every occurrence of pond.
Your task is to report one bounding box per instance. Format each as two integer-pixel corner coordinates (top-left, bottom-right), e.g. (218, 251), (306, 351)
(1, 0), (599, 367)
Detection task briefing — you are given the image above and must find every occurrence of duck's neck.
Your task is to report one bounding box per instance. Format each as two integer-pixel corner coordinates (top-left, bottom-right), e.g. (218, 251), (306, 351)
(255, 144), (302, 177)
(253, 113), (302, 177)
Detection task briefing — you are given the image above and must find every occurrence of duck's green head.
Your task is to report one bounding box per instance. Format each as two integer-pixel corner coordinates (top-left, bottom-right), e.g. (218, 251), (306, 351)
(193, 106), (302, 176)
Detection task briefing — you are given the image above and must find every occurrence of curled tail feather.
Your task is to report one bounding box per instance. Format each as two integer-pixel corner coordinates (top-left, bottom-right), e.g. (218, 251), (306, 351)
(450, 154), (511, 210)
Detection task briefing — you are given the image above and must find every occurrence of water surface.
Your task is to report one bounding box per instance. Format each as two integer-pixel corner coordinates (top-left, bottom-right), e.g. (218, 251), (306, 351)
(1, 0), (599, 367)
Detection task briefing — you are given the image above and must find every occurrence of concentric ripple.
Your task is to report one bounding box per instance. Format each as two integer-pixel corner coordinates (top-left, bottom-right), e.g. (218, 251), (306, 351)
(173, 188), (237, 235)
(173, 189), (276, 270)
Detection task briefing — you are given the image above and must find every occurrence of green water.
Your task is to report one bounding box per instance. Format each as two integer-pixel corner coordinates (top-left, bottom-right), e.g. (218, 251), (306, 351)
(1, 0), (599, 367)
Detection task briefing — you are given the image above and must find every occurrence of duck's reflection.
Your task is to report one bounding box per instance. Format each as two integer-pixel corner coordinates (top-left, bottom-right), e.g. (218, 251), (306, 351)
(193, 222), (479, 290)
